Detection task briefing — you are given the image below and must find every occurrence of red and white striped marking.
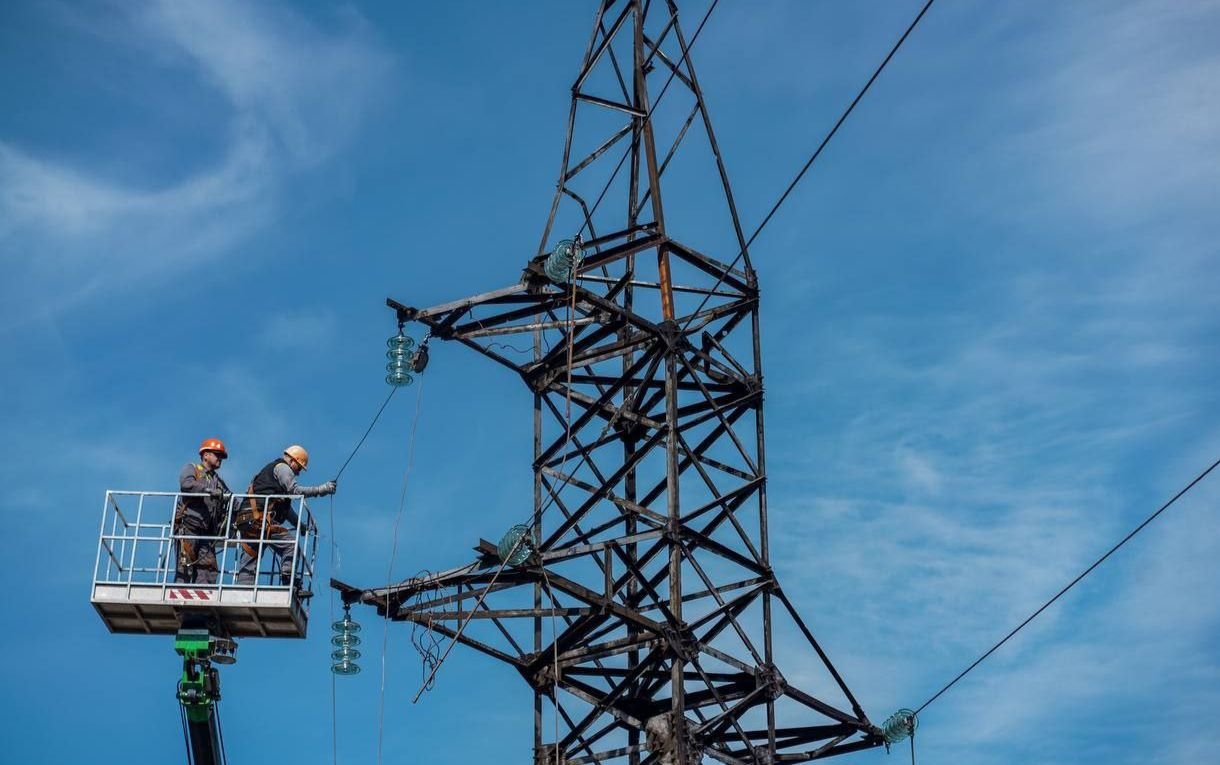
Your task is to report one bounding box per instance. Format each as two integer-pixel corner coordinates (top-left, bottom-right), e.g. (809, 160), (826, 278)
(166, 588), (215, 602)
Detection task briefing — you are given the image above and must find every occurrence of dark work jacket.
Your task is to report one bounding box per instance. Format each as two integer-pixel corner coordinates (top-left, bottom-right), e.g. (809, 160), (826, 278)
(248, 458), (300, 526)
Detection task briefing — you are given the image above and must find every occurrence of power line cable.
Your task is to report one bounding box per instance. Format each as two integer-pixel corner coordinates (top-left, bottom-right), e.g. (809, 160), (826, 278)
(747, 0), (937, 253)
(680, 0), (939, 334)
(331, 385), (397, 480)
(913, 454), (1220, 716)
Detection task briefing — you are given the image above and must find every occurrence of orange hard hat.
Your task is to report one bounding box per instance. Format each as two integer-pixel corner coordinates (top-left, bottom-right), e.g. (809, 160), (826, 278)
(283, 444), (309, 470)
(199, 438), (228, 459)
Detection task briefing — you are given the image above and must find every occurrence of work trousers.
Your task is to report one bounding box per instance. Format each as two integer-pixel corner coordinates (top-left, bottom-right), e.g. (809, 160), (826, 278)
(174, 509), (219, 585)
(235, 526), (298, 585)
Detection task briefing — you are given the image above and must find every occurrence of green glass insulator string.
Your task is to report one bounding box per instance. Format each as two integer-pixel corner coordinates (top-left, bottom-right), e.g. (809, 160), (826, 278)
(331, 605), (362, 675)
(880, 708), (916, 748)
(386, 331), (415, 387)
(544, 238), (584, 284)
(497, 524), (536, 566)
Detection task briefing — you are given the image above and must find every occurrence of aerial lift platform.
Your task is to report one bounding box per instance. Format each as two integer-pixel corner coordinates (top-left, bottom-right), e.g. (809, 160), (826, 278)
(92, 490), (319, 764)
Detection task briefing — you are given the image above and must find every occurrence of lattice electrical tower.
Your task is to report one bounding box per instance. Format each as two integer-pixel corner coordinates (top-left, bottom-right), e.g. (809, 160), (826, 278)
(335, 2), (890, 762)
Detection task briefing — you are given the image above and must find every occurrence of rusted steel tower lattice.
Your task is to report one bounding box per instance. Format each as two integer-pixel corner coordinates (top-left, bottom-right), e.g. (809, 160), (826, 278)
(336, 2), (886, 762)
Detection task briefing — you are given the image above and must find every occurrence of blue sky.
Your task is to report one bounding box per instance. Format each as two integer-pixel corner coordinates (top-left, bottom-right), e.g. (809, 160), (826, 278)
(1, 1), (1218, 763)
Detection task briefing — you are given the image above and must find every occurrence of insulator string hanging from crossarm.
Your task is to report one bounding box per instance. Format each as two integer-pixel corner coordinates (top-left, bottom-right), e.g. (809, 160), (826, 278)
(331, 604), (362, 676)
(385, 327), (416, 387)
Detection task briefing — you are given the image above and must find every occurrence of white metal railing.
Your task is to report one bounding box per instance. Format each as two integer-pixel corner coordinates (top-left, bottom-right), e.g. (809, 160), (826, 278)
(93, 490), (318, 599)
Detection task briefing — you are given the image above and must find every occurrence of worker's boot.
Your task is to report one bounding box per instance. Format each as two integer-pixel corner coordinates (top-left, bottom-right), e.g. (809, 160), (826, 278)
(282, 572), (312, 599)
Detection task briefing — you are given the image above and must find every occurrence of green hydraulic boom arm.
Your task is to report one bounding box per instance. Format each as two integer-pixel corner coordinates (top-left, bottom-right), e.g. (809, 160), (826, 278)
(174, 628), (233, 765)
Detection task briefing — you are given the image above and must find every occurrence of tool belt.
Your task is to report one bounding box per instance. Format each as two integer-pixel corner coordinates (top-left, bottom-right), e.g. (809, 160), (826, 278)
(233, 494), (289, 557)
(173, 506), (218, 578)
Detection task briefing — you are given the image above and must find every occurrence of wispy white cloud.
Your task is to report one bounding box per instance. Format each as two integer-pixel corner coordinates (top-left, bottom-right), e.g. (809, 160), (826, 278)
(771, 437), (1220, 763)
(135, 1), (388, 168)
(0, 0), (392, 330)
(1012, 1), (1220, 227)
(917, 482), (1220, 762)
(916, 0), (1220, 237)
(0, 119), (273, 269)
(895, 447), (942, 495)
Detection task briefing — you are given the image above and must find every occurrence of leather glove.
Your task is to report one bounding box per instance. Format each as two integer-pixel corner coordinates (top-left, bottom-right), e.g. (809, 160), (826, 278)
(320, 480), (337, 496)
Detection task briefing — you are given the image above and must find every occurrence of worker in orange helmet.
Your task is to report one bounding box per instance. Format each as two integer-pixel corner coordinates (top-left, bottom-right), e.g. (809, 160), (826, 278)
(174, 437), (232, 584)
(234, 444), (336, 593)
